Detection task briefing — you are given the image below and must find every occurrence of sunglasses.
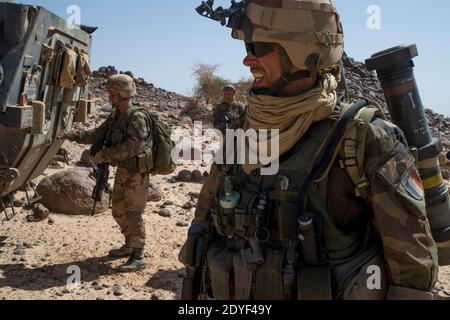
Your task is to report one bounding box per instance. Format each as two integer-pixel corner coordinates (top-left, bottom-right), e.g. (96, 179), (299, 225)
(245, 42), (275, 58)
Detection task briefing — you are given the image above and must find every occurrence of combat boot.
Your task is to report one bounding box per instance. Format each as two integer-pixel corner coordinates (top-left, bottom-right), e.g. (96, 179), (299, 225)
(118, 250), (146, 273)
(108, 244), (134, 258)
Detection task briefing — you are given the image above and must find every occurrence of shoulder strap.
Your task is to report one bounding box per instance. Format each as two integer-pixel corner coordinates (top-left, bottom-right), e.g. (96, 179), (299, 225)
(125, 106), (157, 145)
(339, 106), (379, 199)
(295, 100), (369, 218)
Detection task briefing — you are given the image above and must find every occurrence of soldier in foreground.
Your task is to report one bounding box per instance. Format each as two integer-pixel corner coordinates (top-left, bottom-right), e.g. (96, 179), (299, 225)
(67, 75), (152, 272)
(180, 0), (438, 300)
(212, 85), (245, 133)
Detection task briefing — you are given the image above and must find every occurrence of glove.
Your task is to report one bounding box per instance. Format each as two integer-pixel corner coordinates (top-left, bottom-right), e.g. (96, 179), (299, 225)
(93, 151), (105, 165)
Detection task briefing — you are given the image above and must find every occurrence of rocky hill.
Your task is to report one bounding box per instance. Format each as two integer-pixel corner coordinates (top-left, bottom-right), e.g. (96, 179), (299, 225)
(87, 63), (450, 154)
(90, 66), (185, 107)
(87, 66), (187, 129)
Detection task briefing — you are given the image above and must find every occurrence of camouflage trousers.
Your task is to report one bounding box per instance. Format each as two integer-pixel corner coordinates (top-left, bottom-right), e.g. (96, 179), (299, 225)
(112, 167), (149, 250)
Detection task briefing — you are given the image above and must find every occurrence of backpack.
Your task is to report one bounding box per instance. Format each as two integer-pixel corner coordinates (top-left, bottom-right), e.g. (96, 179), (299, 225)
(128, 107), (176, 175)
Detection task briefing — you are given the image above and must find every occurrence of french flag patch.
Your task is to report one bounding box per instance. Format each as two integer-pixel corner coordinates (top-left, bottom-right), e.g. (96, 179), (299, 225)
(402, 169), (424, 201)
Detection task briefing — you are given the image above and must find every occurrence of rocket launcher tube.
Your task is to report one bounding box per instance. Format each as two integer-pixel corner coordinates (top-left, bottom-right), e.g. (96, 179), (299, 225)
(366, 44), (450, 265)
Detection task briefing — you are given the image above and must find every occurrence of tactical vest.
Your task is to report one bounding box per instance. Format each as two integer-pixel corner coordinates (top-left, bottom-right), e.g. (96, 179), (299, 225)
(205, 104), (387, 300)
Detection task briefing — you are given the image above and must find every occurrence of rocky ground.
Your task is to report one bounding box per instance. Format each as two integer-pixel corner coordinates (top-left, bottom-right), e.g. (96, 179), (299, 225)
(1, 62), (450, 300)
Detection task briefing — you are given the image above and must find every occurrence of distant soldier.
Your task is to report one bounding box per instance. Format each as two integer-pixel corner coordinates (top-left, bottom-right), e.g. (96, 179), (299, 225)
(66, 74), (153, 272)
(212, 85), (245, 132)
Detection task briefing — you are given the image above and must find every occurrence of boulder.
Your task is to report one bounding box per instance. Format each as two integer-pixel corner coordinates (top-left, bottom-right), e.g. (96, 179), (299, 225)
(27, 203), (50, 222)
(177, 170), (192, 182)
(191, 170), (203, 182)
(36, 168), (110, 215)
(180, 116), (193, 125)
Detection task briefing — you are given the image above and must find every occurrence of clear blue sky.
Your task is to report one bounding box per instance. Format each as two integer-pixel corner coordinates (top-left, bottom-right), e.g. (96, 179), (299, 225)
(21, 0), (450, 116)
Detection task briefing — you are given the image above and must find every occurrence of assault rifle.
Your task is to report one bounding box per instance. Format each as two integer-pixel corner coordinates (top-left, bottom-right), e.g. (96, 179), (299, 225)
(89, 142), (112, 216)
(181, 221), (212, 300)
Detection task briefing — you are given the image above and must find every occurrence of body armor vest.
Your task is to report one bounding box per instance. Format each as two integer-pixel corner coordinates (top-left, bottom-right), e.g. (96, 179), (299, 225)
(206, 118), (380, 300)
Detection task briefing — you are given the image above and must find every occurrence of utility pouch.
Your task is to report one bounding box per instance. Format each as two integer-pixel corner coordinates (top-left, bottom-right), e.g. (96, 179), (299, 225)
(241, 237), (264, 269)
(137, 153), (147, 174)
(217, 204), (235, 237)
(298, 266), (332, 300)
(234, 192), (258, 238)
(210, 204), (222, 235)
(278, 202), (299, 241)
(74, 99), (88, 123)
(255, 248), (284, 300)
(210, 202), (232, 237)
(209, 248), (234, 300)
(204, 238), (226, 298)
(59, 48), (77, 89)
(233, 253), (254, 300)
(75, 51), (91, 86)
(234, 213), (256, 236)
(31, 100), (45, 134)
(333, 244), (387, 300)
(136, 150), (153, 174)
(41, 43), (54, 64)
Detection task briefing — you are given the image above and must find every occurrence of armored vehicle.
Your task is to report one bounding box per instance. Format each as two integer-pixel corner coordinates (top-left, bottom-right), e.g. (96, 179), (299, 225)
(0, 3), (96, 219)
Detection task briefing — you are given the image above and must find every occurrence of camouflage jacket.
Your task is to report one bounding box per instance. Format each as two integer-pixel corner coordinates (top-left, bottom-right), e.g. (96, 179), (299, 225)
(188, 112), (439, 299)
(212, 100), (246, 131)
(68, 103), (151, 168)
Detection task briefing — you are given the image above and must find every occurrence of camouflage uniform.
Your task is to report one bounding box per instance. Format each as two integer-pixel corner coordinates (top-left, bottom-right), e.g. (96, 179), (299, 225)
(68, 102), (151, 252)
(212, 100), (245, 132)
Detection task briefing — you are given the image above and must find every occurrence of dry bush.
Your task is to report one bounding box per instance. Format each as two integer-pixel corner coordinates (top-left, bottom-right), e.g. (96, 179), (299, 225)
(192, 63), (228, 105)
(189, 63), (253, 123)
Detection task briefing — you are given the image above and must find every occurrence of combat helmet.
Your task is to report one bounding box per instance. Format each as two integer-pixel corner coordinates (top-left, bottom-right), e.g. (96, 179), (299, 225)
(196, 0), (344, 94)
(223, 84), (236, 92)
(233, 0), (343, 71)
(106, 74), (137, 98)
